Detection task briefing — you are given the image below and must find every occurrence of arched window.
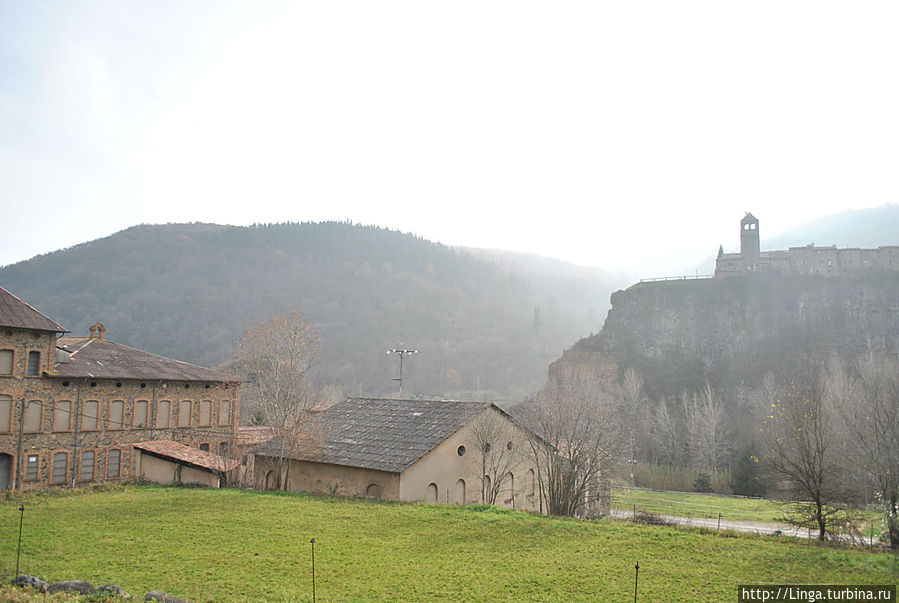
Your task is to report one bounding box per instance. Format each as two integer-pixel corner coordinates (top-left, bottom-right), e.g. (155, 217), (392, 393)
(455, 479), (466, 505)
(527, 468), (536, 497)
(425, 482), (438, 503)
(366, 483), (381, 499)
(505, 472), (515, 507)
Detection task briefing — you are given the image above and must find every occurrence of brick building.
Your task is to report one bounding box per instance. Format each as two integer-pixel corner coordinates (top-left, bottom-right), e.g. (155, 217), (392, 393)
(0, 285), (240, 491)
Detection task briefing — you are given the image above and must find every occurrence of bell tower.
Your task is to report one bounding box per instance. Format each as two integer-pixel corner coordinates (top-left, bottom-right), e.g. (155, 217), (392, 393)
(740, 213), (760, 263)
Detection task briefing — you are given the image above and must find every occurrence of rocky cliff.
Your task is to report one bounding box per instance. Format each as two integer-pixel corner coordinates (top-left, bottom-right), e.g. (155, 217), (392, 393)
(552, 272), (899, 399)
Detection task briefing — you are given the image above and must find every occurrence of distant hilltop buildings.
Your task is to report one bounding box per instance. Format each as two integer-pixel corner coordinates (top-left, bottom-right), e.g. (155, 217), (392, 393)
(715, 213), (899, 277)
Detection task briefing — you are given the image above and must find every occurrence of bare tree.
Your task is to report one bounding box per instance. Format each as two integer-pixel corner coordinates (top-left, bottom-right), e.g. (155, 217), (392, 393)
(651, 398), (683, 466)
(527, 367), (621, 517)
(234, 311), (320, 491)
(684, 382), (732, 473)
(469, 409), (519, 505)
(829, 353), (899, 547)
(760, 378), (845, 540)
(617, 369), (649, 466)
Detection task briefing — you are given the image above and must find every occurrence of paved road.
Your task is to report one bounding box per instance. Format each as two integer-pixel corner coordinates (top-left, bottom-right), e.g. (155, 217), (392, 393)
(609, 509), (878, 546)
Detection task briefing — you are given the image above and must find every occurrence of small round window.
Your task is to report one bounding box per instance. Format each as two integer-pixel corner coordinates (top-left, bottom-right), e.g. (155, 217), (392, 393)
(457, 445), (466, 457)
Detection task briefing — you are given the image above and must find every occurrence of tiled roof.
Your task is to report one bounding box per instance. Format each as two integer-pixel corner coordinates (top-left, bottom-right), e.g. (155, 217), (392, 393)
(256, 397), (492, 473)
(54, 337), (237, 382)
(0, 285), (68, 332)
(134, 440), (238, 472)
(238, 425), (276, 447)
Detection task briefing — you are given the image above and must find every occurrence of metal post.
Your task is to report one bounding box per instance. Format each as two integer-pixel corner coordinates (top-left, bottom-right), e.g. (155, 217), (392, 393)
(634, 561), (639, 603)
(386, 348), (417, 397)
(16, 505), (25, 577)
(310, 538), (316, 603)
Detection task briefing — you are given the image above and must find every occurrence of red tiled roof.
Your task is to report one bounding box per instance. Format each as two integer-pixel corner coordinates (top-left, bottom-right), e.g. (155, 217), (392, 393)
(133, 440), (238, 472)
(0, 285), (68, 332)
(238, 426), (275, 446)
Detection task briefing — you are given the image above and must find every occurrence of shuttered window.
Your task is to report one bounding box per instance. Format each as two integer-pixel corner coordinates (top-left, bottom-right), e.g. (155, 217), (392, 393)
(156, 401), (171, 428)
(25, 455), (39, 481)
(51, 452), (67, 484)
(82, 401), (98, 430)
(79, 451), (95, 482)
(107, 450), (121, 478)
(108, 401), (124, 430)
(178, 401), (191, 427)
(27, 351), (40, 376)
(0, 350), (12, 375)
(199, 400), (211, 426)
(219, 400), (231, 425)
(24, 401), (42, 432)
(134, 400), (148, 428)
(53, 401), (72, 431)
(0, 395), (11, 432)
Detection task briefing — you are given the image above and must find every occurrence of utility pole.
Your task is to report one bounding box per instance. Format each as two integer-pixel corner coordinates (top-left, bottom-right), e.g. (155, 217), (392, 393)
(386, 347), (417, 397)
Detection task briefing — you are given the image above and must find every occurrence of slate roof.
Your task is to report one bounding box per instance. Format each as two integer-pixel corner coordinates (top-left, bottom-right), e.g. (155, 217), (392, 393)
(256, 397), (493, 473)
(0, 285), (68, 332)
(54, 337), (237, 382)
(134, 440), (238, 473)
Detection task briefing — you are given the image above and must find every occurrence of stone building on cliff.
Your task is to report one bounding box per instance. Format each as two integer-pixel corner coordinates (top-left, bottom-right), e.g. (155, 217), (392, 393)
(0, 285), (240, 491)
(715, 212), (899, 277)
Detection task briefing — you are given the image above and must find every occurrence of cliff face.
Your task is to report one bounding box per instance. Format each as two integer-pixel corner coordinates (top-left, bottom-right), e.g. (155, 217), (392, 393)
(552, 273), (899, 399)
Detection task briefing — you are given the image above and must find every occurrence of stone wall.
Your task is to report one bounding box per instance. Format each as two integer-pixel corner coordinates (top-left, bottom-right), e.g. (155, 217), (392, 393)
(0, 327), (240, 490)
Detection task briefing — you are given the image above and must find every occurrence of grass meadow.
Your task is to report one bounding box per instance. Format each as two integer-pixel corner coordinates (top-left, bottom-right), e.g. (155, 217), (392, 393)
(0, 485), (895, 601)
(612, 486), (882, 531)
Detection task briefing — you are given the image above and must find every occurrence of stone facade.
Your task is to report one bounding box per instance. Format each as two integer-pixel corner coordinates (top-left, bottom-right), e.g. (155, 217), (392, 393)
(0, 286), (240, 491)
(715, 213), (899, 277)
(251, 400), (584, 514)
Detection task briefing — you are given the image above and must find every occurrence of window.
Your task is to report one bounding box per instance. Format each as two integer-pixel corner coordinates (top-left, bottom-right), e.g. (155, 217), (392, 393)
(107, 449), (121, 478)
(108, 401), (124, 430)
(178, 400), (191, 427)
(79, 451), (95, 482)
(219, 442), (229, 457)
(24, 400), (42, 432)
(27, 351), (40, 376)
(134, 400), (148, 428)
(156, 401), (171, 428)
(527, 468), (536, 496)
(457, 445), (466, 457)
(218, 400), (231, 425)
(199, 400), (211, 426)
(426, 483), (438, 503)
(0, 350), (12, 375)
(82, 401), (98, 430)
(366, 483), (381, 499)
(0, 395), (11, 432)
(25, 454), (39, 481)
(53, 401), (72, 431)
(51, 452), (67, 484)
(199, 443), (210, 452)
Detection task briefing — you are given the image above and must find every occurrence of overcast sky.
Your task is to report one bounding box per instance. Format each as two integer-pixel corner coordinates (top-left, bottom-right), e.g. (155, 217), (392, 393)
(1, 1), (896, 276)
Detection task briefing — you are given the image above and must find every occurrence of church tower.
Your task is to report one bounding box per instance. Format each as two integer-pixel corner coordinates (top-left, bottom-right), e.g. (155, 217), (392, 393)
(740, 212), (760, 263)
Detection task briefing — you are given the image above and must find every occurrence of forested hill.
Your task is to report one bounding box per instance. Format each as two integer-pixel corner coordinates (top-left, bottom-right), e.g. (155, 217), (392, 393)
(0, 222), (626, 400)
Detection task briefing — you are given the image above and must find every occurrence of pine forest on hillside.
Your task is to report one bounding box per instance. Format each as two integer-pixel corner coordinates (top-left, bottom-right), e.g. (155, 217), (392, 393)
(0, 221), (624, 402)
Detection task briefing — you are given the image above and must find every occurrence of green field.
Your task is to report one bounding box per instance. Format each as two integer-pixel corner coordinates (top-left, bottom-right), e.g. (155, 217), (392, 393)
(1, 486), (895, 601)
(612, 486), (881, 528)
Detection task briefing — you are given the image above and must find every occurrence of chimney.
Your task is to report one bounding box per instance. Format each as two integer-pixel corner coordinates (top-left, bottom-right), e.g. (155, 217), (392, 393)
(89, 322), (106, 341)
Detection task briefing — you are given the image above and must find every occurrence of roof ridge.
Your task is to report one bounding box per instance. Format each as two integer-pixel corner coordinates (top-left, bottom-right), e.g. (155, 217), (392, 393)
(0, 284), (68, 332)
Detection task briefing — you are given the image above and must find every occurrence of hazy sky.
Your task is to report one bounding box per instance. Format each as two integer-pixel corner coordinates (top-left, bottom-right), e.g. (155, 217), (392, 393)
(1, 1), (896, 276)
